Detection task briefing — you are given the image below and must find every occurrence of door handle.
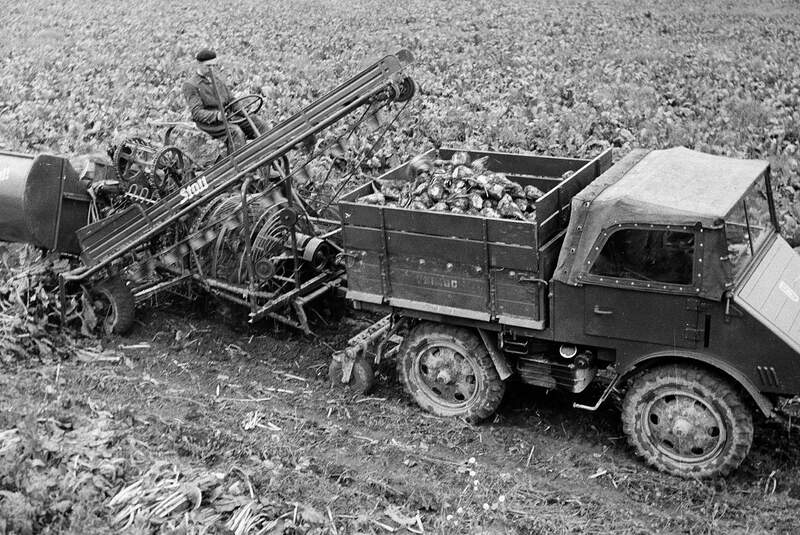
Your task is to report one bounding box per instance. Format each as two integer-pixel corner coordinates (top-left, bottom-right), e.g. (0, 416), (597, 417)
(593, 305), (614, 315)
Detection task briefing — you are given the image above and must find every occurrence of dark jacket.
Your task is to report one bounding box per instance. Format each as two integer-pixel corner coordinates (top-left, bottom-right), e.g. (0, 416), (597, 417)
(182, 72), (232, 126)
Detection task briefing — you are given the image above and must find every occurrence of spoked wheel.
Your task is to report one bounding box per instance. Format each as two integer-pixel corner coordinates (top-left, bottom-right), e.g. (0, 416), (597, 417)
(150, 145), (187, 195)
(622, 365), (753, 478)
(113, 137), (150, 184)
(397, 322), (504, 422)
(224, 94), (264, 126)
(393, 76), (416, 102)
(89, 277), (135, 335)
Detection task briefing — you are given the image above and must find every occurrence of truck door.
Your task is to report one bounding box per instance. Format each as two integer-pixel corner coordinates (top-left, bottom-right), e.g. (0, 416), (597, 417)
(581, 226), (702, 348)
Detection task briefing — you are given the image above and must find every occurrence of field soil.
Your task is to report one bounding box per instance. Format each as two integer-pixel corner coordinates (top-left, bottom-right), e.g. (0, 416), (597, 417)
(2, 303), (800, 534)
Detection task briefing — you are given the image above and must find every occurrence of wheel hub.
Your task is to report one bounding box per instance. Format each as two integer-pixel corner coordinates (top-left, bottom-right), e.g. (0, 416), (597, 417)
(644, 390), (726, 464)
(414, 343), (478, 408)
(435, 369), (453, 384)
(672, 418), (692, 437)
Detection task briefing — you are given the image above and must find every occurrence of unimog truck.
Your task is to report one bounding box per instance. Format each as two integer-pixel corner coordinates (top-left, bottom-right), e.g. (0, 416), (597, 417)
(336, 146), (799, 478)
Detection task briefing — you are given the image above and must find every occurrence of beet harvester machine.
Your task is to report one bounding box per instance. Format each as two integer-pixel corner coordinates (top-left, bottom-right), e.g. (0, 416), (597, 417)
(0, 50), (415, 334)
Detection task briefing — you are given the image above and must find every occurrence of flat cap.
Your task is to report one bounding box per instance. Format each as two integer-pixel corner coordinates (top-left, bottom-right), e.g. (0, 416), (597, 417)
(195, 48), (217, 63)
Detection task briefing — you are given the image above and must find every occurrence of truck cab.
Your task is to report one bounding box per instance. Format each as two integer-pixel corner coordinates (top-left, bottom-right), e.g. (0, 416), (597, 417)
(547, 146), (798, 477)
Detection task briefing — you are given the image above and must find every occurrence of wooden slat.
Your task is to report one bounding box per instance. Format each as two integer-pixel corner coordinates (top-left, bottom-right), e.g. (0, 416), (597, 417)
(486, 218), (536, 247)
(386, 231), (485, 265)
(558, 164), (598, 201)
(497, 315), (545, 330)
(390, 283), (486, 311)
(506, 175), (561, 192)
(340, 199), (382, 228)
(344, 253), (383, 295)
(342, 226), (383, 252)
(383, 208), (485, 241)
(534, 190), (559, 227)
(437, 148), (589, 177)
(494, 270), (541, 321)
(534, 149), (611, 246)
(343, 226), (538, 270)
(339, 182), (374, 203)
(388, 297), (491, 322)
(345, 289), (383, 304)
(488, 243), (538, 272)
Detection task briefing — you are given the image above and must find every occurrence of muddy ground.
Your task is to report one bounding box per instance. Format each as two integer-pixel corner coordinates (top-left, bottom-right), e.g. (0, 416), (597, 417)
(2, 301), (800, 534)
(1, 0), (800, 529)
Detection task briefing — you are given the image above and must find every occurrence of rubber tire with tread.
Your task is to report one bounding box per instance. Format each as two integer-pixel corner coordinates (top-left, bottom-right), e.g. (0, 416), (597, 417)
(91, 277), (135, 335)
(621, 364), (753, 478)
(396, 322), (505, 423)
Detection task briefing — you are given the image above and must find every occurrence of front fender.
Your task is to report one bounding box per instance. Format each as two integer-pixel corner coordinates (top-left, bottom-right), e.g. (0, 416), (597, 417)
(618, 350), (774, 417)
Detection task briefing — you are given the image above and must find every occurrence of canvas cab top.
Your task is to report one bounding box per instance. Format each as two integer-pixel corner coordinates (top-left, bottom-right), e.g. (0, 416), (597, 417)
(554, 147), (776, 301)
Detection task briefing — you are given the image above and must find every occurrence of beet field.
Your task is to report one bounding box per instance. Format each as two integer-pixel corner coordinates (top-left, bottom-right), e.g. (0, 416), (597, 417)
(1, 0), (799, 533)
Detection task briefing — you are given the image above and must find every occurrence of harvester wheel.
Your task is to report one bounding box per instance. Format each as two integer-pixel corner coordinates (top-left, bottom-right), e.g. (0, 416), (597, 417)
(113, 137), (149, 184)
(397, 322), (504, 423)
(393, 76), (416, 102)
(91, 277), (135, 335)
(621, 364), (753, 478)
(329, 355), (375, 394)
(151, 145), (186, 195)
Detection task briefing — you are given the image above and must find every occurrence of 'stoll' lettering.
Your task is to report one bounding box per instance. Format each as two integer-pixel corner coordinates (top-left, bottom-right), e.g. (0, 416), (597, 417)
(178, 177), (209, 205)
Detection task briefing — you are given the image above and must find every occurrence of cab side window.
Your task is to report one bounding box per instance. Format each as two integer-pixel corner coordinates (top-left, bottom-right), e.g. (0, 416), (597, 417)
(590, 229), (695, 286)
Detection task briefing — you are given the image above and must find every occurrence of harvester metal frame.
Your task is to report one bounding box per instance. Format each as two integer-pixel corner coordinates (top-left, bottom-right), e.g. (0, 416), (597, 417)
(60, 49), (415, 333)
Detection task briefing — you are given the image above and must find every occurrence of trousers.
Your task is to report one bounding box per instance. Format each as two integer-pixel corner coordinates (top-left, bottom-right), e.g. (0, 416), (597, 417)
(196, 115), (268, 154)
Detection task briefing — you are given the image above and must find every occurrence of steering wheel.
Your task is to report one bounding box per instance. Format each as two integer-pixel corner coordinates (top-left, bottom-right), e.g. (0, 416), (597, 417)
(224, 94), (264, 125)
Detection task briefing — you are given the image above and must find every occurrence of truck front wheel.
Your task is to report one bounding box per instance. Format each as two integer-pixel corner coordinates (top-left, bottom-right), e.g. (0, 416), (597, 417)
(621, 364), (753, 478)
(397, 322), (505, 423)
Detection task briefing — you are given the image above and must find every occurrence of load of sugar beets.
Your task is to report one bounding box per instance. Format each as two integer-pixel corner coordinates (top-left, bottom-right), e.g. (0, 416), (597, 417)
(355, 151), (567, 220)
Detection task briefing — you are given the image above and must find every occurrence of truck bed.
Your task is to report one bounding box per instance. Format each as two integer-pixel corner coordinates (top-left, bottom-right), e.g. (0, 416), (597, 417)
(338, 148), (611, 330)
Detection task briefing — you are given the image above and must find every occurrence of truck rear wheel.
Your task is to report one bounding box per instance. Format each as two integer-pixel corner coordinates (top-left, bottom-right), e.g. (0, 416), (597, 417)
(621, 364), (753, 478)
(91, 277), (135, 335)
(397, 322), (505, 423)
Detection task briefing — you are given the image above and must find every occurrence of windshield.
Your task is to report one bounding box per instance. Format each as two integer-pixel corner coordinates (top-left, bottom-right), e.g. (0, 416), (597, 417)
(725, 180), (774, 277)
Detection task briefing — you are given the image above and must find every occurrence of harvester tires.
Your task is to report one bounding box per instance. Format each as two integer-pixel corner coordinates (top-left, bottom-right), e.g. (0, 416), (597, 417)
(329, 356), (375, 394)
(91, 277), (135, 335)
(397, 322), (505, 423)
(622, 364), (753, 478)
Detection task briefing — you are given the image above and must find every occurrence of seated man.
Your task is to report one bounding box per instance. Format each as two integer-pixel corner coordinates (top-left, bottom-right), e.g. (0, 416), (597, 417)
(182, 48), (267, 153)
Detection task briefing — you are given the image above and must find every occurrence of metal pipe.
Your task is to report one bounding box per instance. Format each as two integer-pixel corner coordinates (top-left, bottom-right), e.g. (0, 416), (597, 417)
(572, 375), (620, 411)
(240, 176), (257, 313)
(159, 263), (278, 299)
(285, 169), (302, 293)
